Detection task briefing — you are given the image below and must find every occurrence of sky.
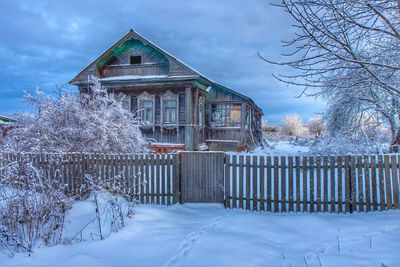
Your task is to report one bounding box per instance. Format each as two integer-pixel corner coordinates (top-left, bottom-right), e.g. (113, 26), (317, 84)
(0, 0), (325, 124)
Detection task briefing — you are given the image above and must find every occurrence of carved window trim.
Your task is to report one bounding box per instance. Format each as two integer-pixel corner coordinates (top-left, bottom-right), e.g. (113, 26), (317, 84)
(199, 96), (205, 127)
(137, 91), (155, 125)
(161, 90), (179, 125)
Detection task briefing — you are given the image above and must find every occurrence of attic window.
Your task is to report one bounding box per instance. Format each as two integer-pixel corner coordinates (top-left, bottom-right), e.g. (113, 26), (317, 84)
(130, 55), (142, 64)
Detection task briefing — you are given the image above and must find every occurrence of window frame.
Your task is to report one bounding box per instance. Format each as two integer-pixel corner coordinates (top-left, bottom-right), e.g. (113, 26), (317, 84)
(137, 91), (155, 125)
(129, 55), (142, 65)
(161, 90), (179, 125)
(210, 102), (243, 128)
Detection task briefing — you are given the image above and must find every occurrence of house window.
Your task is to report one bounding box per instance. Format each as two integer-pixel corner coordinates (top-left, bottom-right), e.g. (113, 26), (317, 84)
(211, 103), (242, 127)
(137, 91), (155, 125)
(163, 99), (177, 124)
(139, 100), (154, 124)
(130, 55), (142, 64)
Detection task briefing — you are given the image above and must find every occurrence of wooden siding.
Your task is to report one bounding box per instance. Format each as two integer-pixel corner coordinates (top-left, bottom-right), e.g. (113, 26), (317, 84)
(142, 127), (185, 144)
(101, 63), (169, 77)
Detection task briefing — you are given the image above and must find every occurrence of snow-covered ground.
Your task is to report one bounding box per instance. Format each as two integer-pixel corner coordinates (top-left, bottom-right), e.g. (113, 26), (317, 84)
(2, 200), (399, 267)
(246, 140), (310, 156)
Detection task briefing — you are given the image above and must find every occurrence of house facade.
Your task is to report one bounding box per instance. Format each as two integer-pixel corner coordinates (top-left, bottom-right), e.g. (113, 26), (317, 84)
(70, 30), (263, 151)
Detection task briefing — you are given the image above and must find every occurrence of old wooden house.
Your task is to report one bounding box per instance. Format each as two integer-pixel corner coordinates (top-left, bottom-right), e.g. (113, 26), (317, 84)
(0, 115), (17, 138)
(70, 30), (263, 151)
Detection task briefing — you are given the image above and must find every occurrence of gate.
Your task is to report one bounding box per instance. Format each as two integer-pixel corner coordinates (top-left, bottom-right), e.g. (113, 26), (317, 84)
(179, 152), (225, 203)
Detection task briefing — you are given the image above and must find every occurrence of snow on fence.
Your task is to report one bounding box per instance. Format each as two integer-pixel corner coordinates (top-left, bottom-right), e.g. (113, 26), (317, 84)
(224, 154), (400, 213)
(1, 152), (400, 214)
(0, 153), (180, 205)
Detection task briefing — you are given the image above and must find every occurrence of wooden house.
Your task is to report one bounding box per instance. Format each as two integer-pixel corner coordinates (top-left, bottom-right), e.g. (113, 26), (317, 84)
(70, 30), (263, 151)
(0, 115), (17, 138)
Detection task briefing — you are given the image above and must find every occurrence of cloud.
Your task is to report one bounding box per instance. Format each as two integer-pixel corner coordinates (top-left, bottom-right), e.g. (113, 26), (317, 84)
(0, 0), (325, 123)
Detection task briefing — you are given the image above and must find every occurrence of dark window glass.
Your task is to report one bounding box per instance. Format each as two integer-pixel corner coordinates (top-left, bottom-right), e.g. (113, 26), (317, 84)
(130, 56), (142, 64)
(211, 103), (242, 127)
(163, 100), (177, 124)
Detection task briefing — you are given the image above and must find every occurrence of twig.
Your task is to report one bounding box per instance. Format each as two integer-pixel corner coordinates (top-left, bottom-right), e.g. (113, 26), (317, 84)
(317, 256), (323, 267)
(304, 256), (309, 267)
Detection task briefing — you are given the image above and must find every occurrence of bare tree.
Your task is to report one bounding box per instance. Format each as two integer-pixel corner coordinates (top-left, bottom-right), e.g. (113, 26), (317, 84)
(261, 0), (400, 150)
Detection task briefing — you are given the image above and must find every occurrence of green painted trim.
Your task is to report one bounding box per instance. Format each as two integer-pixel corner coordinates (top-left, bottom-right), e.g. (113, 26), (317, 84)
(97, 39), (168, 69)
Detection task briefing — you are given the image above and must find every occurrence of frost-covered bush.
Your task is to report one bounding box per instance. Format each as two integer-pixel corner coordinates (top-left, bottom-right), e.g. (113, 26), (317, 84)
(308, 115), (325, 137)
(3, 76), (146, 153)
(0, 155), (71, 255)
(309, 135), (389, 155)
(280, 114), (304, 137)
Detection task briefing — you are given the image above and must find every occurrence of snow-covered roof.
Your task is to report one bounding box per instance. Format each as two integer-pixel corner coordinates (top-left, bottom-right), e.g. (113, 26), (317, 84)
(0, 114), (16, 123)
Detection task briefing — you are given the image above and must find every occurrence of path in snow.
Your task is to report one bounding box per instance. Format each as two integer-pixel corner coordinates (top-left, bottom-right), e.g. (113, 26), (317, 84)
(163, 214), (230, 267)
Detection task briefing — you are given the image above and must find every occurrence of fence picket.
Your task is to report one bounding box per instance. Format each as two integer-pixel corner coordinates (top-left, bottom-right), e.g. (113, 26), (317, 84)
(357, 156), (364, 212)
(239, 155), (244, 209)
(252, 156), (258, 211)
(364, 155), (371, 212)
(323, 156), (329, 212)
(273, 156), (279, 213)
(295, 156), (301, 212)
(225, 154), (231, 208)
(302, 156), (308, 212)
(232, 155), (237, 209)
(378, 155), (385, 211)
(288, 156), (294, 212)
(330, 156), (335, 212)
(309, 156), (315, 213)
(384, 155), (392, 209)
(337, 156), (343, 213)
(266, 156), (272, 212)
(245, 156), (251, 210)
(316, 157), (321, 212)
(344, 156), (351, 213)
(281, 156), (286, 213)
(260, 156), (265, 211)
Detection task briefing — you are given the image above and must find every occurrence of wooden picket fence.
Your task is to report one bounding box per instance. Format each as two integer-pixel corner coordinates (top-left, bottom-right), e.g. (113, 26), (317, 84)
(224, 154), (400, 213)
(0, 153), (180, 205)
(1, 152), (400, 214)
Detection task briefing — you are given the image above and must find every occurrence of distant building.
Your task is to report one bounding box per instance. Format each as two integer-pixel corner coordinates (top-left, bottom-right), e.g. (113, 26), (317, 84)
(70, 30), (263, 151)
(0, 114), (17, 137)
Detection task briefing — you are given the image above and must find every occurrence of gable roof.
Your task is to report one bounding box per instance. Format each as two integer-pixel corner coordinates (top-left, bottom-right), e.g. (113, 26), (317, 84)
(70, 29), (214, 85)
(70, 29), (263, 114)
(210, 84), (263, 113)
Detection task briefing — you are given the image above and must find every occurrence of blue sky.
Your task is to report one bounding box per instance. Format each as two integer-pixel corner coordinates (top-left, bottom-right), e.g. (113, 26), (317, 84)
(0, 0), (325, 124)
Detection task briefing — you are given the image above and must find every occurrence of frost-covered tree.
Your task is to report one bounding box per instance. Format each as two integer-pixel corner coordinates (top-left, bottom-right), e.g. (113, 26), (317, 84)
(307, 115), (325, 137)
(3, 76), (146, 153)
(261, 0), (400, 150)
(280, 114), (304, 137)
